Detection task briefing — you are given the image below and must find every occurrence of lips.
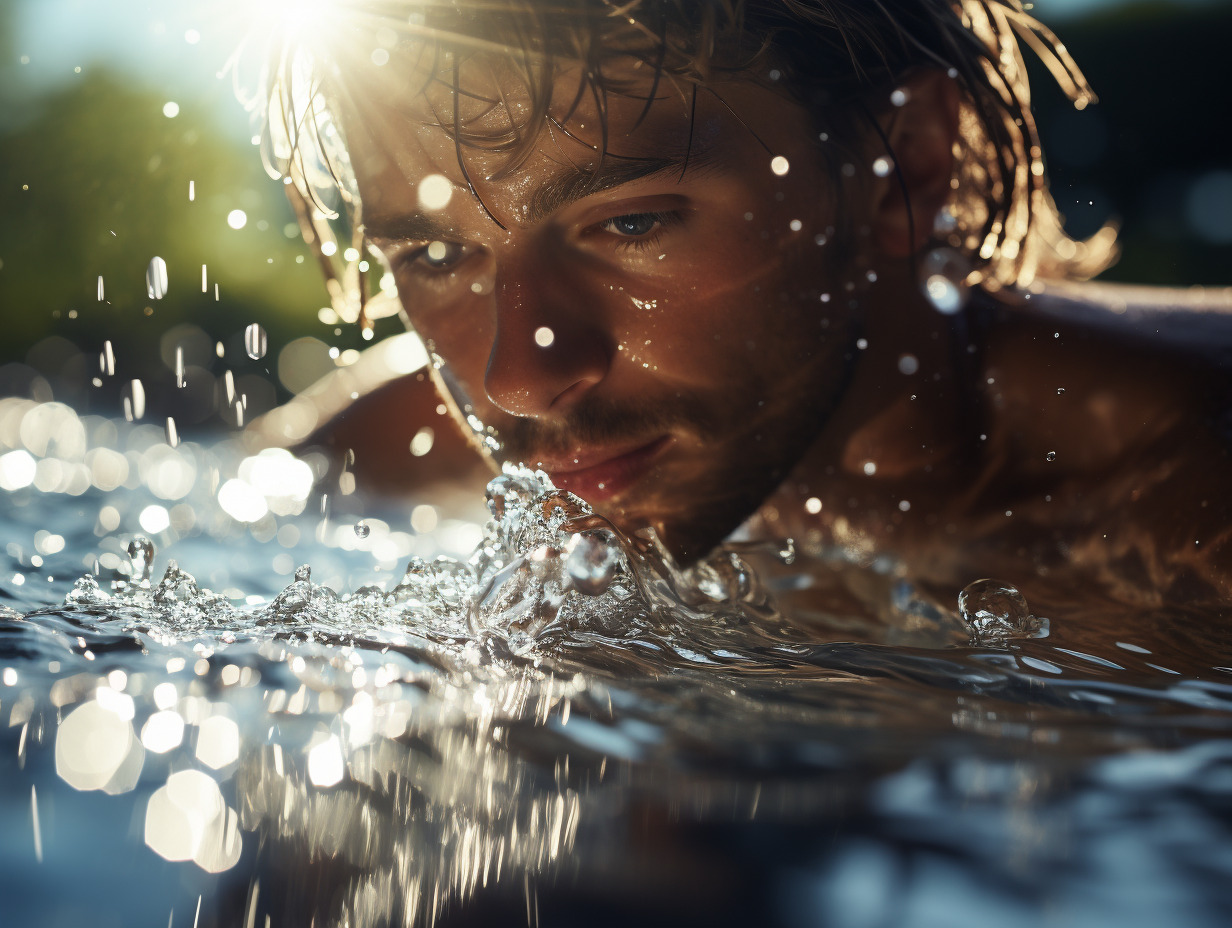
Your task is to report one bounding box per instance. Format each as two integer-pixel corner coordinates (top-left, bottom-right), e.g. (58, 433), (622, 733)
(536, 436), (673, 503)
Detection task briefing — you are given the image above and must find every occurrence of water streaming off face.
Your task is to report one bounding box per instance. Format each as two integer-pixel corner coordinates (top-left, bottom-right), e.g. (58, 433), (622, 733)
(2, 405), (1232, 927)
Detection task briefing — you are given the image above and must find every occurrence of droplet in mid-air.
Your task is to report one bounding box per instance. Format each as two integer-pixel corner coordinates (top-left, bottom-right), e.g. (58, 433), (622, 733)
(1046, 451), (1056, 461)
(353, 521), (370, 539)
(244, 324), (267, 360)
(122, 379), (146, 421)
(920, 247), (969, 315)
(126, 536), (155, 584)
(145, 256), (168, 300)
(958, 578), (1044, 644)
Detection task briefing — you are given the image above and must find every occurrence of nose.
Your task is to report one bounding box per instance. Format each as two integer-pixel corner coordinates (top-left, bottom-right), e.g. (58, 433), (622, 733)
(483, 256), (612, 418)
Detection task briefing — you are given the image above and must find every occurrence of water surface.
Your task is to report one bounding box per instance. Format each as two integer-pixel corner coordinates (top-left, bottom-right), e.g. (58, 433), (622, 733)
(2, 403), (1231, 927)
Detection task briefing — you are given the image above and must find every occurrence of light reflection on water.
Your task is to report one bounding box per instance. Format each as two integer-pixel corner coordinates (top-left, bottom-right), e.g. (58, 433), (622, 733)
(2, 406), (1232, 926)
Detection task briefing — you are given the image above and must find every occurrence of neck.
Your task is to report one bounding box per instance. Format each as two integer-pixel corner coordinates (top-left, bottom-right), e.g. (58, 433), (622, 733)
(755, 263), (984, 543)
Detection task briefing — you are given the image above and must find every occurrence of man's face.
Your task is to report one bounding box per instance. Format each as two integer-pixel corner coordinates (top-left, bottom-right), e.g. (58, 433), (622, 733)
(346, 60), (866, 558)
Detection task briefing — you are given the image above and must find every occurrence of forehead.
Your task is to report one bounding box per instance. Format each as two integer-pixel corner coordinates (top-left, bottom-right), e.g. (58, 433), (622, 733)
(334, 50), (707, 186)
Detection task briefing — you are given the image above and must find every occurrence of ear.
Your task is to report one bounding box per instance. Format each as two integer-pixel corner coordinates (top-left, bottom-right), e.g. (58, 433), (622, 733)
(871, 70), (960, 258)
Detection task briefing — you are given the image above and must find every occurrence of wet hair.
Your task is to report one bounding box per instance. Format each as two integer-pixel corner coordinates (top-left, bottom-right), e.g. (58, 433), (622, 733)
(252, 1), (1117, 326)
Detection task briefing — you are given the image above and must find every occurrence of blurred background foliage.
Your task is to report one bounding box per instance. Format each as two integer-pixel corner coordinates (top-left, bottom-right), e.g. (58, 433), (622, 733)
(0, 0), (1229, 437)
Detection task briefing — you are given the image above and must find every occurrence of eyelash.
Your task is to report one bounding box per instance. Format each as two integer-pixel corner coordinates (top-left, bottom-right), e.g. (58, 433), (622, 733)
(600, 211), (681, 252)
(393, 209), (683, 274)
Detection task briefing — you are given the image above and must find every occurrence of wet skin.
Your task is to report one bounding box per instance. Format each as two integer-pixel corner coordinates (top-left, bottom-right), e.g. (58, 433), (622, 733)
(346, 66), (879, 560)
(337, 62), (1232, 593)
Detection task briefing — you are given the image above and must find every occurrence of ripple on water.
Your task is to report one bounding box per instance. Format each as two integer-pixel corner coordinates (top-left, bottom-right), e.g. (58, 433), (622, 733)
(2, 465), (1231, 926)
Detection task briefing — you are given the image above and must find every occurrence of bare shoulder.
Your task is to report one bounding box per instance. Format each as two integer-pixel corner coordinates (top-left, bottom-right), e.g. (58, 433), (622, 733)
(1025, 279), (1232, 362)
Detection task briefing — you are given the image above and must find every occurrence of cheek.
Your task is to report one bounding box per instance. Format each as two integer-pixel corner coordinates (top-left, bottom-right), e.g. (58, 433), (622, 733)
(399, 288), (493, 383)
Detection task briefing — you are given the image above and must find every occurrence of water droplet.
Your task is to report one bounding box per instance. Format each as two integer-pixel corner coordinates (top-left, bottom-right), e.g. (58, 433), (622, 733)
(244, 324), (267, 360)
(409, 426), (435, 457)
(770, 156), (790, 176)
(958, 578), (1043, 644)
(100, 340), (115, 376)
(146, 256), (168, 299)
(872, 156), (894, 177)
(227, 209), (247, 230)
(920, 247), (969, 314)
(533, 326), (555, 348)
(165, 417), (179, 448)
(890, 88), (909, 107)
(127, 536), (155, 584)
(1046, 451), (1056, 461)
(1056, 387), (1066, 395)
(354, 521), (370, 539)
(123, 379), (146, 420)
(96, 276), (105, 301)
(417, 174), (452, 211)
(897, 354), (919, 375)
(564, 533), (621, 596)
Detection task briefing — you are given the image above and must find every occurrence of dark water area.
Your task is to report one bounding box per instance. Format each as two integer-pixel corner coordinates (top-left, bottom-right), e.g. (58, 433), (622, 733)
(2, 422), (1232, 928)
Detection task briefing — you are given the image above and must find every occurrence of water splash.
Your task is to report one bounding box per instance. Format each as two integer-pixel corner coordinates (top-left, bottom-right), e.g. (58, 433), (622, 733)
(958, 578), (1048, 645)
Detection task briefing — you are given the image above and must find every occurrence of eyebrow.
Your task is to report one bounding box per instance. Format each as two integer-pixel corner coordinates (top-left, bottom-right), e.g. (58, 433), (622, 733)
(362, 137), (720, 243)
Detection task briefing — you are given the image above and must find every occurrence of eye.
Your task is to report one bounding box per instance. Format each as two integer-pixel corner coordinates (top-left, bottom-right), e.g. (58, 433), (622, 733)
(416, 240), (465, 270)
(600, 212), (668, 238)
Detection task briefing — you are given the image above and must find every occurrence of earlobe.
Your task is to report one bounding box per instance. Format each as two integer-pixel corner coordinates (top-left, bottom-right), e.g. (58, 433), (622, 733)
(871, 70), (961, 258)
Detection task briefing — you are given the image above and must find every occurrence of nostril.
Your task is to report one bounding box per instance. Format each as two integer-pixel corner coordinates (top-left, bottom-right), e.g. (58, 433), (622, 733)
(548, 378), (600, 411)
